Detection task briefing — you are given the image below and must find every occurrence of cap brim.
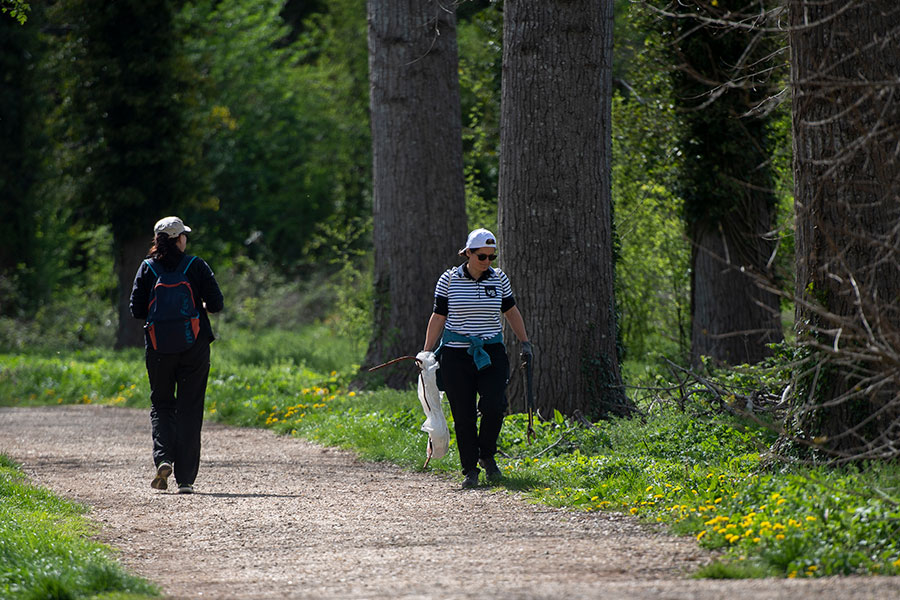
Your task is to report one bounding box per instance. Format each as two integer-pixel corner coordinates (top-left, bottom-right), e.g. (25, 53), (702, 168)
(182, 225), (192, 233)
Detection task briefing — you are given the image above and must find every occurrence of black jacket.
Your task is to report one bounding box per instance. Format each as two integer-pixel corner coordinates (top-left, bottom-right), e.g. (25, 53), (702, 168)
(129, 250), (224, 347)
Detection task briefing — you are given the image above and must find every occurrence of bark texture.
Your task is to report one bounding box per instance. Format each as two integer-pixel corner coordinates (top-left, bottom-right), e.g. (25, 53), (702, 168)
(115, 235), (150, 349)
(661, 0), (784, 366)
(791, 0), (900, 457)
(365, 0), (468, 387)
(498, 0), (631, 418)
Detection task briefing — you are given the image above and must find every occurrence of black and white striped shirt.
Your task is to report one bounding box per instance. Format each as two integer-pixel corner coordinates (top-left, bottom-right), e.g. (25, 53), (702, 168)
(433, 264), (516, 348)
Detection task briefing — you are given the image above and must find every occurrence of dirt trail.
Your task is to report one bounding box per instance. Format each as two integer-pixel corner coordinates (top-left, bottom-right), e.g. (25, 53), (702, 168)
(1, 405), (898, 599)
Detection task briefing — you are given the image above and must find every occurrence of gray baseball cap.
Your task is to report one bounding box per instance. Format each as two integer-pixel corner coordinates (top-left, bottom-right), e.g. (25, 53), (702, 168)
(153, 216), (192, 238)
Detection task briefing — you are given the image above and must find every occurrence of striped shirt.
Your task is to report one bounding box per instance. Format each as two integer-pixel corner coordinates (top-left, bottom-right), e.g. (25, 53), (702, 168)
(433, 264), (516, 348)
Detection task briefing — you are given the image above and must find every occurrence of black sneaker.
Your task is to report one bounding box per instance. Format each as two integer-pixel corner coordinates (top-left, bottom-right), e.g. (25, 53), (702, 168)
(478, 457), (503, 483)
(151, 462), (173, 490)
(177, 483), (194, 494)
(461, 470), (480, 489)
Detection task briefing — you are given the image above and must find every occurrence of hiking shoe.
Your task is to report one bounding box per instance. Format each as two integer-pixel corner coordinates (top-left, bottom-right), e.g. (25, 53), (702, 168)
(151, 462), (173, 490)
(461, 470), (480, 489)
(177, 483), (194, 494)
(478, 457), (503, 483)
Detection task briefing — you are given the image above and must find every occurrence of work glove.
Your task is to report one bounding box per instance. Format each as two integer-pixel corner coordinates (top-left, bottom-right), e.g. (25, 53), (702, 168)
(520, 341), (534, 364)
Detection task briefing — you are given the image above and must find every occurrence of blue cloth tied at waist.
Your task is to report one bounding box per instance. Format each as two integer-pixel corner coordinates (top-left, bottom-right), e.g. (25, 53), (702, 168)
(439, 329), (503, 370)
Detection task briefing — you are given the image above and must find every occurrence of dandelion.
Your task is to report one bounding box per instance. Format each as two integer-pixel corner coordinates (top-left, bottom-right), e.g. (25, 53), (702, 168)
(630, 507), (638, 515)
(776, 534), (785, 540)
(805, 516), (817, 522)
(788, 571), (797, 579)
(892, 558), (900, 568)
(696, 530), (707, 541)
(348, 391), (357, 397)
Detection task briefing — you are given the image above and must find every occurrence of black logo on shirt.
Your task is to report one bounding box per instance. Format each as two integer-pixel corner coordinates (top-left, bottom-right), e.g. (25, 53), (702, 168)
(484, 286), (497, 297)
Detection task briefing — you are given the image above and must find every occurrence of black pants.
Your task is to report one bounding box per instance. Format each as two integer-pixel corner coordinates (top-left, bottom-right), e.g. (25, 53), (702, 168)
(146, 339), (210, 486)
(439, 344), (509, 475)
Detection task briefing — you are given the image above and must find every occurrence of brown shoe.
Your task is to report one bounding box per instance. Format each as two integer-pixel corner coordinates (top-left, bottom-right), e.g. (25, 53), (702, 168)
(151, 462), (173, 490)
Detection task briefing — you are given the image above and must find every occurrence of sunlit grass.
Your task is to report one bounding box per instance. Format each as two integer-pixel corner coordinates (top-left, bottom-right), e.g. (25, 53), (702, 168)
(0, 455), (158, 599)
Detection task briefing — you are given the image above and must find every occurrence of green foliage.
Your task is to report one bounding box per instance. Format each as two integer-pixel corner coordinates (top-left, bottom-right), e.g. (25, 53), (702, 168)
(0, 0), (29, 24)
(457, 3), (502, 232)
(611, 84), (690, 359)
(179, 0), (371, 272)
(0, 455), (158, 599)
(0, 223), (119, 352)
(46, 0), (202, 243)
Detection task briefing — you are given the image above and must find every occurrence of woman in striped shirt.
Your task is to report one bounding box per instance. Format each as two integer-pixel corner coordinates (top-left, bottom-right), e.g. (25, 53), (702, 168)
(423, 228), (532, 489)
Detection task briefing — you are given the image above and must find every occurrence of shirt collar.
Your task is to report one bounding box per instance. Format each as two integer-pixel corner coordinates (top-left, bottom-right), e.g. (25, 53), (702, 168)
(456, 263), (494, 282)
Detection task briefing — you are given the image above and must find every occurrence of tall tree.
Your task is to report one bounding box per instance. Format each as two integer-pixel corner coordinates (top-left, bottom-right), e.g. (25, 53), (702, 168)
(791, 0), (900, 458)
(0, 12), (40, 314)
(364, 0), (468, 387)
(655, 0), (784, 366)
(498, 0), (633, 418)
(50, 0), (200, 349)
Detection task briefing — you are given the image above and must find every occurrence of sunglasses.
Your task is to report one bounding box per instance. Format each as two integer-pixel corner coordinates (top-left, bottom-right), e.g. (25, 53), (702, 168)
(473, 253), (497, 261)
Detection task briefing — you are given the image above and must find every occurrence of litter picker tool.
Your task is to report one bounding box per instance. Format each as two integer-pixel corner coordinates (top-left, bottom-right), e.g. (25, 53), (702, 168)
(523, 352), (536, 444)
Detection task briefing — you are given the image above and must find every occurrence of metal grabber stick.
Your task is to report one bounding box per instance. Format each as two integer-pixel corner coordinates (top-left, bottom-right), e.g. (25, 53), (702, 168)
(523, 352), (535, 444)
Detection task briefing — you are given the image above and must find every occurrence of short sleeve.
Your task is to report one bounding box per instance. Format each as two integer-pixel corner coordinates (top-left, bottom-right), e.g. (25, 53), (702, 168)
(433, 270), (451, 316)
(498, 270), (516, 312)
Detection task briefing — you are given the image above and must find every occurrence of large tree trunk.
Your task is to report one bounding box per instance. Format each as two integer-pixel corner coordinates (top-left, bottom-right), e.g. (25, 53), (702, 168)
(364, 0), (468, 388)
(658, 0), (784, 366)
(690, 209), (782, 366)
(498, 0), (632, 419)
(791, 0), (900, 458)
(114, 234), (148, 350)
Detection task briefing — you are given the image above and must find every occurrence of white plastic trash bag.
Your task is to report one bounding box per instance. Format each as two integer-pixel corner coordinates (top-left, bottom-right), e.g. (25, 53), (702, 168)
(415, 351), (449, 464)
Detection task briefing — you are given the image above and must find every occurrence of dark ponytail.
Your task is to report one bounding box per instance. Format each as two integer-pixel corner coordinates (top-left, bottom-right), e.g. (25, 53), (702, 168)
(147, 233), (180, 260)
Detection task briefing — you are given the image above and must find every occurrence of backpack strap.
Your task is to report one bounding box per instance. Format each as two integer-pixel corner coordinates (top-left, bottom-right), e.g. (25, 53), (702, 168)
(182, 255), (198, 274)
(144, 259), (159, 278)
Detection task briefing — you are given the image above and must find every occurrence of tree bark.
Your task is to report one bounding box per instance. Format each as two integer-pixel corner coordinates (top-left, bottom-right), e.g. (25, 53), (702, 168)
(498, 0), (632, 419)
(791, 0), (900, 457)
(657, 0), (785, 366)
(114, 234), (149, 350)
(364, 0), (468, 388)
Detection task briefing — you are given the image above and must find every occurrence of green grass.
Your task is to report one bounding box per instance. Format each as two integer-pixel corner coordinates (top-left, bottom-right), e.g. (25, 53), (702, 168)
(3, 324), (900, 580)
(0, 455), (158, 600)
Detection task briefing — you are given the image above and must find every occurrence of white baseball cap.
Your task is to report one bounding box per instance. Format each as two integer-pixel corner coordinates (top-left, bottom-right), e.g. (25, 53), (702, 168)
(154, 216), (192, 238)
(464, 228), (497, 250)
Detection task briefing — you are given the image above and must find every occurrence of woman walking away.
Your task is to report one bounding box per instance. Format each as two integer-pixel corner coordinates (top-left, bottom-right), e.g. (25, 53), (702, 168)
(423, 228), (532, 489)
(129, 216), (224, 494)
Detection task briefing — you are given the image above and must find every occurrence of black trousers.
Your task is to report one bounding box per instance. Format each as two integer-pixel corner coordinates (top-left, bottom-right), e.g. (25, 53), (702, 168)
(146, 339), (210, 486)
(439, 344), (509, 475)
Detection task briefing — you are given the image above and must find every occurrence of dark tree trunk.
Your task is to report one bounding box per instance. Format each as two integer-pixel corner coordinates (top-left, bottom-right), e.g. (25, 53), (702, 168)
(660, 0), (784, 366)
(53, 0), (198, 349)
(498, 0), (632, 419)
(690, 210), (783, 366)
(114, 234), (149, 350)
(364, 0), (468, 388)
(791, 0), (900, 457)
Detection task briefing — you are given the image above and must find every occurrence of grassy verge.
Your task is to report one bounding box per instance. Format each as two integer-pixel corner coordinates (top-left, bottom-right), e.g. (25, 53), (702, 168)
(2, 325), (900, 579)
(0, 454), (158, 600)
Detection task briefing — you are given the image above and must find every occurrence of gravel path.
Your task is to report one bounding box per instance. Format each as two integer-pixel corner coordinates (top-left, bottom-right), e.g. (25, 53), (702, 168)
(1, 405), (898, 599)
